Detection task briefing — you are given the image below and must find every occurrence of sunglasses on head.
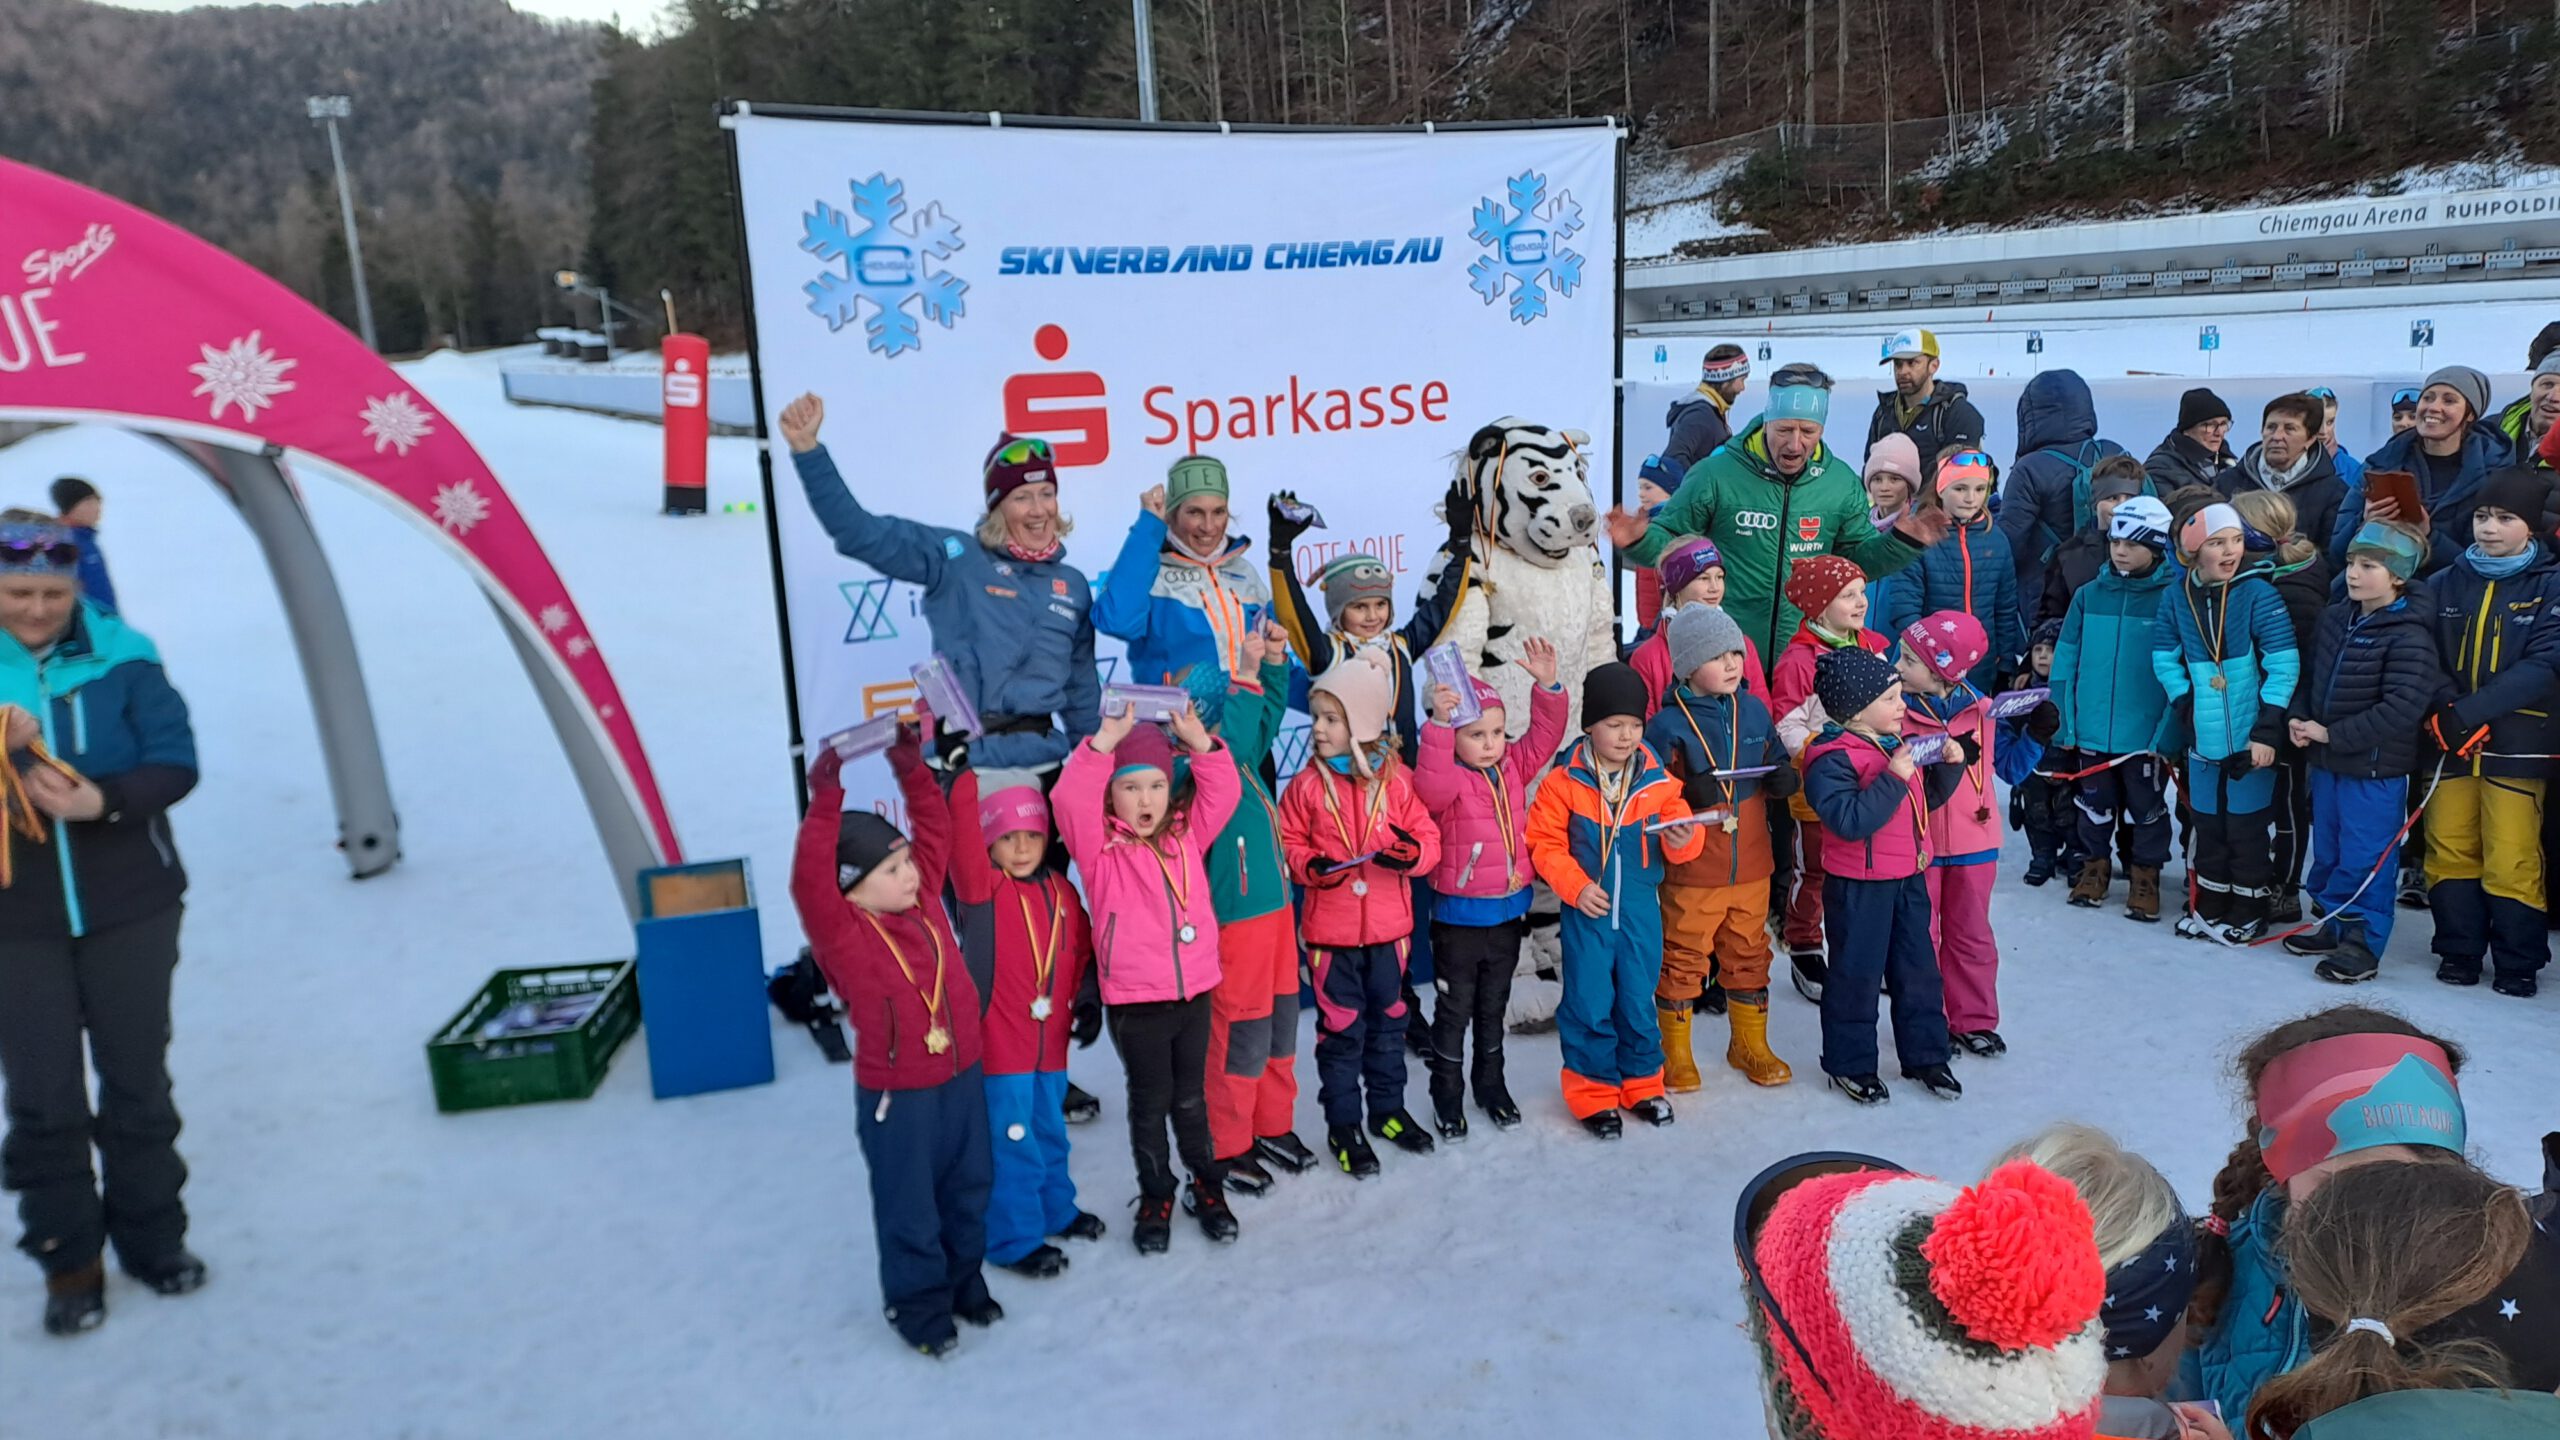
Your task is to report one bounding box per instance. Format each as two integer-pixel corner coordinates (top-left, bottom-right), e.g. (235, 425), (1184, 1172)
(2393, 387), (2421, 407)
(2304, 386), (2337, 401)
(994, 436), (1054, 466)
(0, 538), (78, 568)
(1944, 450), (1994, 471)
(1733, 1151), (1904, 1402)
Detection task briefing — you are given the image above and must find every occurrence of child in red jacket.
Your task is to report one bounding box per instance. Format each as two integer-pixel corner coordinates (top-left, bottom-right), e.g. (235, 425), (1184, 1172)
(1279, 648), (1443, 1178)
(1414, 635), (1569, 1138)
(1767, 555), (1891, 1006)
(1053, 703), (1241, 1255)
(789, 728), (994, 1359)
(945, 763), (1098, 1279)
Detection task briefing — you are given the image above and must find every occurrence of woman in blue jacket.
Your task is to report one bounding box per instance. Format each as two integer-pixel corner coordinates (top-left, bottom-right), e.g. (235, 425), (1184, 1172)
(1092, 455), (1270, 689)
(0, 516), (201, 1336)
(2328, 366), (2519, 575)
(778, 393), (1098, 772)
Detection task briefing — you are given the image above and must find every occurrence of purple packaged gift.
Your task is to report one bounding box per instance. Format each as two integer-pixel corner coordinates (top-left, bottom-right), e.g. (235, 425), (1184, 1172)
(1101, 684), (1194, 723)
(1986, 686), (2051, 720)
(1422, 642), (1480, 726)
(820, 714), (903, 762)
(910, 654), (983, 736)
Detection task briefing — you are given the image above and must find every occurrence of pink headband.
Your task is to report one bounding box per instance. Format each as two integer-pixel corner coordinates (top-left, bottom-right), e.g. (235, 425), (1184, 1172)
(978, 784), (1050, 841)
(2256, 1033), (2465, 1183)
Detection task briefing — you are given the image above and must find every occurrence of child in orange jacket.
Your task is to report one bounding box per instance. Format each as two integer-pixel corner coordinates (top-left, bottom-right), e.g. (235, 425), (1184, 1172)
(1277, 649), (1443, 1179)
(1527, 661), (1705, 1139)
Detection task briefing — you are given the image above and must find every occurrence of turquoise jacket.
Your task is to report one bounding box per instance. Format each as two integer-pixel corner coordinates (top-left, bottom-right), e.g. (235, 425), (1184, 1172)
(2151, 569), (2301, 762)
(2185, 1189), (2306, 1424)
(2050, 556), (2176, 756)
(2297, 1389), (2560, 1439)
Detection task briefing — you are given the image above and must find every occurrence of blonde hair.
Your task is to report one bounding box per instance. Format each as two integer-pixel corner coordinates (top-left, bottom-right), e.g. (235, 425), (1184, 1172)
(976, 508), (1075, 549)
(0, 507), (57, 525)
(2229, 490), (2317, 568)
(1996, 1122), (2185, 1270)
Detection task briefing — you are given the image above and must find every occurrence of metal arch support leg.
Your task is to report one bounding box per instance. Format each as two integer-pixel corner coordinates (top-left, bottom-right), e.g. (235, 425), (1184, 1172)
(189, 443), (403, 878)
(491, 599), (658, 921)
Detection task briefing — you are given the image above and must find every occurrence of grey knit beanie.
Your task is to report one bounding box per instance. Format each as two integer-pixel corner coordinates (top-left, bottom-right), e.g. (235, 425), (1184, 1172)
(1667, 603), (1747, 685)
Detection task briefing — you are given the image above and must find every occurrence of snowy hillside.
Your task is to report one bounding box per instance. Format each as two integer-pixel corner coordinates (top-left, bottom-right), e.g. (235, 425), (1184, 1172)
(2, 344), (2554, 1438)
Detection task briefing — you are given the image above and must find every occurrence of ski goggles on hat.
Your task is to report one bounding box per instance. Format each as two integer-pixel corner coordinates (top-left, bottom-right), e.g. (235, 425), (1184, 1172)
(2392, 387), (2422, 408)
(2256, 1033), (2464, 1184)
(1734, 1150), (1904, 1400)
(0, 528), (79, 574)
(989, 436), (1054, 469)
(1936, 450), (1996, 489)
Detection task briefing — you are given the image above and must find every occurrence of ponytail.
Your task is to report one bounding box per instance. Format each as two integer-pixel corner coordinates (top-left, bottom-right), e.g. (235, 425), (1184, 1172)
(2241, 1159), (2530, 1439)
(2187, 1134), (2275, 1332)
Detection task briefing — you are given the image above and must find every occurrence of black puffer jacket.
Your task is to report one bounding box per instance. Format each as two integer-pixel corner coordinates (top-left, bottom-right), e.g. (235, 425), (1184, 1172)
(2145, 430), (2238, 496)
(1866, 380), (1985, 468)
(2262, 552), (2331, 662)
(2291, 593), (2448, 778)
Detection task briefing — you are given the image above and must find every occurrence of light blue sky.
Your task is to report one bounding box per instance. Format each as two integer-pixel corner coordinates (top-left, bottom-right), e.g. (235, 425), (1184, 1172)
(99, 0), (660, 32)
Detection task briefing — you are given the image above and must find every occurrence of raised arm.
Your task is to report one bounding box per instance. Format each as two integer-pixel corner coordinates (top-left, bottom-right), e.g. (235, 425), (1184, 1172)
(1504, 680), (1572, 788)
(790, 443), (958, 589)
(945, 766), (997, 905)
(1051, 738), (1112, 870)
(1092, 509), (1167, 645)
(890, 735), (950, 902)
(790, 746), (865, 958)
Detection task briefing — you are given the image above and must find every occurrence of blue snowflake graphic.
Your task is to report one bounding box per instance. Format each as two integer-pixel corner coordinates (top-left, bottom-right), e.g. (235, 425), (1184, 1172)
(840, 578), (899, 643)
(800, 173), (967, 357)
(1465, 170), (1586, 324)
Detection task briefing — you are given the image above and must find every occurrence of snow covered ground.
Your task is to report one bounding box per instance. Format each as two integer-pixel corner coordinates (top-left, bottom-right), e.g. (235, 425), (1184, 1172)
(1, 343), (2555, 1438)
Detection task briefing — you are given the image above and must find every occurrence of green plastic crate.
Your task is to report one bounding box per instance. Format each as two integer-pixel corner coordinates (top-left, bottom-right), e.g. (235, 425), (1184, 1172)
(426, 962), (639, 1113)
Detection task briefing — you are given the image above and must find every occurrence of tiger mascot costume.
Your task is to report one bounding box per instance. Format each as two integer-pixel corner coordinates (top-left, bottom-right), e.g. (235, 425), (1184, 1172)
(1421, 417), (1618, 1032)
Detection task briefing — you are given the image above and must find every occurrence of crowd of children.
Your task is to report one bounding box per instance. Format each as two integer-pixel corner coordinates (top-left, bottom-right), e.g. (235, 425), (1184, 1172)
(795, 354), (2560, 1382)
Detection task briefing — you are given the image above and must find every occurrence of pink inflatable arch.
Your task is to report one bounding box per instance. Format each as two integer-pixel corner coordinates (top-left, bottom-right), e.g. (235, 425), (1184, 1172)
(0, 158), (680, 907)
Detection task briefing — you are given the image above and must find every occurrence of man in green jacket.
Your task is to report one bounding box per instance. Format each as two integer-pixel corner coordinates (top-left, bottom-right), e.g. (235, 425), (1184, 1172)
(1611, 362), (1947, 664)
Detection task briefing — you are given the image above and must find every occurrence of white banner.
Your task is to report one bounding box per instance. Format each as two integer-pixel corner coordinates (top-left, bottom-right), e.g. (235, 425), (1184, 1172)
(731, 111), (1621, 817)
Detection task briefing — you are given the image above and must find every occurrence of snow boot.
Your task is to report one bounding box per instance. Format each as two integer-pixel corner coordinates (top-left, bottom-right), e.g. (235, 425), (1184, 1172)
(121, 1249), (207, 1298)
(2438, 956), (2484, 987)
(1725, 1001), (1793, 1086)
(2126, 866), (2162, 923)
(1327, 1124), (1380, 1179)
(2397, 871), (2431, 910)
(1630, 1096), (1676, 1127)
(1253, 1131), (1317, 1174)
(955, 1293), (1005, 1328)
(2285, 923), (2343, 956)
(1062, 1081), (1101, 1125)
(1658, 1005), (1702, 1093)
(2217, 915), (2267, 946)
(997, 1244), (1070, 1279)
(1953, 1029), (2007, 1058)
(2267, 889), (2303, 926)
(1789, 949), (1827, 1004)
(1182, 1174), (1240, 1244)
(910, 1332), (961, 1359)
(2494, 973), (2541, 999)
(1131, 1196), (1174, 1255)
(1220, 1152), (1275, 1197)
(1580, 1109), (1624, 1140)
(1370, 1109), (1435, 1156)
(1477, 1080), (1523, 1129)
(2175, 910), (2213, 941)
(1829, 1073), (1890, 1106)
(2067, 857), (2111, 908)
(1431, 1086), (1469, 1142)
(1696, 979), (1728, 1015)
(2315, 940), (2380, 985)
(42, 1259), (104, 1338)
(1904, 1063), (1964, 1101)
(2023, 849), (2058, 887)
(1054, 1211), (1106, 1242)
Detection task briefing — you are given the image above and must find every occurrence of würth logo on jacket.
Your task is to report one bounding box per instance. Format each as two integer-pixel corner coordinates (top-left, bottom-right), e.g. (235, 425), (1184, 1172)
(1796, 516), (1823, 543)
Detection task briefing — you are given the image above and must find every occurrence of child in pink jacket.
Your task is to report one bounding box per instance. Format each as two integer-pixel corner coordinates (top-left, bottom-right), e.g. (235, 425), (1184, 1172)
(1052, 702), (1239, 1255)
(1894, 611), (2008, 1061)
(1414, 636), (1569, 1139)
(1278, 649), (1443, 1179)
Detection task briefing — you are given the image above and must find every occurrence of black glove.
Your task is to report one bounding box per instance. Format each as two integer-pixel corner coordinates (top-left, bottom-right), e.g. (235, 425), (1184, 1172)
(1267, 490), (1314, 550)
(2025, 701), (2061, 743)
(1306, 858), (1356, 888)
(2008, 785), (2027, 830)
(2221, 750), (2259, 779)
(1441, 478), (1477, 551)
(1945, 733), (1981, 767)
(932, 727), (970, 771)
(2429, 701), (2488, 758)
(1681, 771), (1723, 809)
(1375, 824), (1423, 872)
(1071, 996), (1102, 1049)
(1761, 764), (1800, 801)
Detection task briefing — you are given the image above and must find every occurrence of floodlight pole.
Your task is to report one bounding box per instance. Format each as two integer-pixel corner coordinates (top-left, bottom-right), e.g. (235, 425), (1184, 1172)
(1133, 0), (1159, 122)
(307, 96), (379, 352)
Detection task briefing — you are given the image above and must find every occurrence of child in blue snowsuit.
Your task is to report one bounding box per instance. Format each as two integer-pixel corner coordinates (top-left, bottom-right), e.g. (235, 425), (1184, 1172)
(2049, 495), (2179, 920)
(2152, 502), (2300, 943)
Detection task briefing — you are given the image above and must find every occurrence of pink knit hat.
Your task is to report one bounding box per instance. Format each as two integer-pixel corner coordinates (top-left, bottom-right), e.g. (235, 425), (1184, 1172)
(978, 784), (1049, 841)
(1861, 432), (1922, 487)
(1902, 610), (1988, 686)
(1746, 1160), (2107, 1440)
(1466, 676), (1506, 723)
(1312, 649), (1397, 773)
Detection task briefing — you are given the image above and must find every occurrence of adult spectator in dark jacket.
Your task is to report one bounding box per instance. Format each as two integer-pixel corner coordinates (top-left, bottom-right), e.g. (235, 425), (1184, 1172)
(0, 516), (202, 1336)
(1661, 344), (1750, 477)
(2221, 393), (2346, 563)
(1866, 328), (1983, 464)
(1997, 368), (2130, 604)
(2329, 365), (2521, 577)
(2497, 353), (2560, 471)
(2036, 455), (2149, 628)
(47, 477), (115, 616)
(2144, 388), (2239, 495)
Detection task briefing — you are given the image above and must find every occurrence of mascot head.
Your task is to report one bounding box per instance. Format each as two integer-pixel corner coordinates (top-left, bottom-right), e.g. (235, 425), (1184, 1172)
(1456, 419), (1598, 570)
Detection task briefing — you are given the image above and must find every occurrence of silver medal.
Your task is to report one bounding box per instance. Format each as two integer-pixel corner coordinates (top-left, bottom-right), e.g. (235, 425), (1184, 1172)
(1030, 995), (1053, 1021)
(1178, 924), (1198, 944)
(1351, 880), (1369, 897)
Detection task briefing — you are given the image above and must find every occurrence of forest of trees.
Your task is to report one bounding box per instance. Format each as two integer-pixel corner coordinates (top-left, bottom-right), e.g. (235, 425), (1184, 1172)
(8, 0), (2558, 352)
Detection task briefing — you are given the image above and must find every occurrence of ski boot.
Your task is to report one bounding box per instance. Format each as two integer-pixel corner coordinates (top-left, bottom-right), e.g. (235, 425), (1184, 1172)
(1953, 1030), (2007, 1058)
(1904, 1064), (1964, 1101)
(997, 1244), (1070, 1279)
(1789, 949), (1827, 1004)
(1062, 1082), (1101, 1125)
(1221, 1152), (1275, 1197)
(1829, 1074), (1890, 1106)
(1182, 1174), (1240, 1243)
(1132, 1196), (1174, 1254)
(1477, 1081), (1523, 1130)
(1580, 1109), (1624, 1140)
(1253, 1132), (1318, 1174)
(1054, 1211), (1106, 1242)
(954, 1292), (1005, 1328)
(1369, 1109), (1435, 1156)
(1328, 1124), (1380, 1179)
(1431, 1082), (1470, 1142)
(1629, 1096), (1676, 1128)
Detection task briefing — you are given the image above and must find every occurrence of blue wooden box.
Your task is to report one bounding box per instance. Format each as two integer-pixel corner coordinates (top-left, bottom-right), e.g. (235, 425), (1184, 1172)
(633, 859), (775, 1099)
